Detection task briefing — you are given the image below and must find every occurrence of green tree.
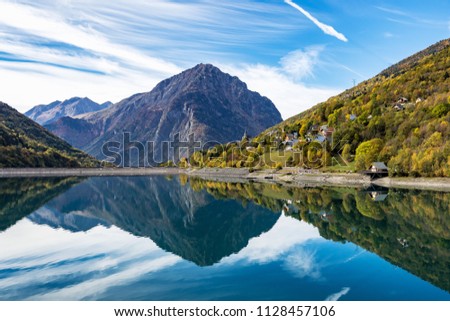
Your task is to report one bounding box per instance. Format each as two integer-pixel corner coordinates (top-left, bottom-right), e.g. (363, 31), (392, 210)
(355, 138), (384, 171)
(342, 143), (352, 162)
(299, 123), (308, 137)
(256, 143), (264, 155)
(178, 157), (189, 168)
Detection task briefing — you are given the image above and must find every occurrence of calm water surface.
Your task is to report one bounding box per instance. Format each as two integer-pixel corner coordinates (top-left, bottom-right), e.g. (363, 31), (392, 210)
(0, 175), (449, 300)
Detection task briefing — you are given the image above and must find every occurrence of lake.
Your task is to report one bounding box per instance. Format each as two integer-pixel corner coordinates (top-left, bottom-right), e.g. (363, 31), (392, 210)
(0, 175), (449, 300)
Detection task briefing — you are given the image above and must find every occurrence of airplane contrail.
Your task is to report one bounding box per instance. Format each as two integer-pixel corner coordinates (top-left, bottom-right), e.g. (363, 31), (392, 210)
(285, 0), (348, 42)
(325, 287), (351, 301)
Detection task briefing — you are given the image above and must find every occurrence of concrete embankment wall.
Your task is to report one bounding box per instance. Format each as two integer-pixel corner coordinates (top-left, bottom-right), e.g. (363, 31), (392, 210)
(0, 167), (183, 177)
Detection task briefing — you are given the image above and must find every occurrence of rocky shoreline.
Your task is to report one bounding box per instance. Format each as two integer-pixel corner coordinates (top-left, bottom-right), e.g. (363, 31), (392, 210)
(186, 167), (373, 187)
(1, 167), (449, 191)
(187, 168), (450, 191)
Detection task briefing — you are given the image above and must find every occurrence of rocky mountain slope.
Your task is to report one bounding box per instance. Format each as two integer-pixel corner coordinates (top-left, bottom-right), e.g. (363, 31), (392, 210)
(25, 97), (112, 125)
(46, 64), (282, 166)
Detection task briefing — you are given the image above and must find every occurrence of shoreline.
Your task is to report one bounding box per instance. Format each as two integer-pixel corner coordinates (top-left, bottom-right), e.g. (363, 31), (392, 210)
(1, 167), (449, 192)
(186, 167), (373, 188)
(0, 167), (184, 177)
(372, 177), (450, 192)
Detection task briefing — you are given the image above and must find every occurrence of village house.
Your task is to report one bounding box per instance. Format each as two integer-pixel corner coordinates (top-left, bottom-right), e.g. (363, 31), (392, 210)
(320, 125), (328, 133)
(314, 135), (326, 143)
(361, 162), (389, 179)
(392, 97), (409, 111)
(393, 104), (404, 111)
(284, 133), (299, 150)
(310, 125), (319, 134)
(304, 124), (335, 144)
(285, 133), (295, 142)
(273, 137), (282, 145)
(320, 211), (335, 223)
(323, 127), (335, 140)
(370, 191), (388, 202)
(370, 162), (389, 173)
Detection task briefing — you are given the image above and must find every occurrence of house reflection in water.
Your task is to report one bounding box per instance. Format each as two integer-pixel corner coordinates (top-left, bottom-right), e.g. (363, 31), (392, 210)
(370, 191), (388, 202)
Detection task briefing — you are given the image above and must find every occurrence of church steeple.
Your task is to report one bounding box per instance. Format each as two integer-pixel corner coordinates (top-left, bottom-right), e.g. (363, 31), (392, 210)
(241, 129), (248, 142)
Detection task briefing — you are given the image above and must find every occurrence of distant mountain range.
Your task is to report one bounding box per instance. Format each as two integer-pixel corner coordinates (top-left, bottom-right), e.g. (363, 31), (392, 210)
(25, 97), (112, 125)
(45, 64), (282, 166)
(0, 102), (100, 167)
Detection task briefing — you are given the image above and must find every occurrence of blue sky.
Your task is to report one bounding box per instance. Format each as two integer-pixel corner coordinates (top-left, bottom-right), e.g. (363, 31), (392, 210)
(0, 0), (448, 118)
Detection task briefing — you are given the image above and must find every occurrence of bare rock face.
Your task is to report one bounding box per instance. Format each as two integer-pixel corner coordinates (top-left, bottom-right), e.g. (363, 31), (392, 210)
(45, 64), (282, 166)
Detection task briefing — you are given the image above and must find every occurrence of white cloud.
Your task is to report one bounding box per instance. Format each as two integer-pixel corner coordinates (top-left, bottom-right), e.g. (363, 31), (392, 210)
(0, 219), (181, 300)
(30, 255), (180, 300)
(0, 0), (341, 117)
(325, 287), (350, 301)
(0, 39), (121, 74)
(0, 60), (161, 110)
(280, 46), (323, 80)
(221, 215), (321, 264)
(221, 54), (340, 119)
(219, 215), (330, 280)
(1, 49), (340, 118)
(0, 0), (324, 113)
(376, 5), (448, 28)
(283, 249), (322, 279)
(0, 1), (180, 75)
(284, 0), (348, 42)
(375, 6), (408, 17)
(0, 0), (183, 110)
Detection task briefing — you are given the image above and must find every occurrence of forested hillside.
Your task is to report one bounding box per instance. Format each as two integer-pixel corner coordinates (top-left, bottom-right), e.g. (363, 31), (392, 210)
(0, 102), (100, 167)
(191, 39), (450, 177)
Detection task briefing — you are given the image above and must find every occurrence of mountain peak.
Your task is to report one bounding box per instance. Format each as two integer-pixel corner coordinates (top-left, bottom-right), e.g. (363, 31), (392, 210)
(25, 96), (111, 125)
(64, 96), (92, 103)
(151, 63), (249, 98)
(192, 63), (217, 71)
(193, 63), (237, 79)
(189, 63), (225, 76)
(46, 64), (282, 166)
(167, 63), (231, 81)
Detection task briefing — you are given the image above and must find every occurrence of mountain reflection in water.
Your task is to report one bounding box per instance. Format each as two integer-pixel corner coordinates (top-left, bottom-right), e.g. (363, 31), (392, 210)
(0, 175), (448, 300)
